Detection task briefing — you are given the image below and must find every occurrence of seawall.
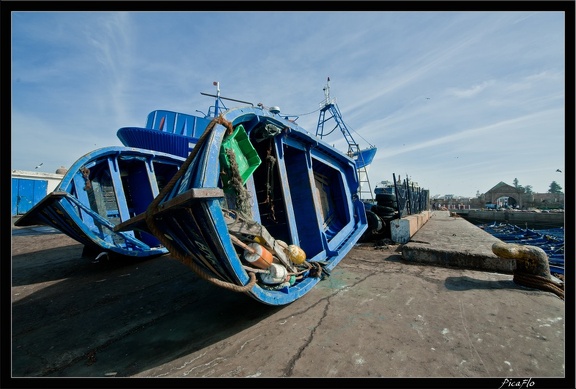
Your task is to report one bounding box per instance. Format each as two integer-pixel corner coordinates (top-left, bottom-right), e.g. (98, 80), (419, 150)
(454, 209), (564, 229)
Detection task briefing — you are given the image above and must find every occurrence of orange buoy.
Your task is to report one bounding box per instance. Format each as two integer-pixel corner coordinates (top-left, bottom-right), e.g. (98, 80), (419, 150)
(244, 242), (273, 269)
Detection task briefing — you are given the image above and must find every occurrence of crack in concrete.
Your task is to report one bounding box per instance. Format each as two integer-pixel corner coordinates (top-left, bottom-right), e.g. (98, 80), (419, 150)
(280, 272), (376, 377)
(284, 299), (330, 377)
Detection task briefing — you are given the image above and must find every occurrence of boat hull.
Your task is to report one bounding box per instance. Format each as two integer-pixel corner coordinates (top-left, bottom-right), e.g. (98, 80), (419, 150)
(15, 147), (186, 258)
(353, 146), (377, 169)
(117, 107), (368, 305)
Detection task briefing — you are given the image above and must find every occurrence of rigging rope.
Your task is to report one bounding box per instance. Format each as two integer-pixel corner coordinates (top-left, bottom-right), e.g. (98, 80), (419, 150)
(345, 122), (375, 148)
(280, 106), (322, 118)
(319, 125), (340, 138)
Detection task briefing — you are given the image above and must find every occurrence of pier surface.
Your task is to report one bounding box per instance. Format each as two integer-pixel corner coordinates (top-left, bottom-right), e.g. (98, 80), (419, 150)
(403, 211), (517, 273)
(8, 212), (569, 385)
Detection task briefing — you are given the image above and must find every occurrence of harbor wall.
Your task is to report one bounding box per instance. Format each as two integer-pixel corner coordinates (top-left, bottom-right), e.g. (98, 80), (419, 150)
(455, 209), (564, 228)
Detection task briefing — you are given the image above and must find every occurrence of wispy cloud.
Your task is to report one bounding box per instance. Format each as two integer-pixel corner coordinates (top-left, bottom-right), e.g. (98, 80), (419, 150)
(11, 10), (567, 197)
(448, 80), (495, 98)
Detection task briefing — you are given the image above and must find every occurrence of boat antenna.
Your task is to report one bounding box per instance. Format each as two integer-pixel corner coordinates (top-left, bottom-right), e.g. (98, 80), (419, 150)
(214, 81), (220, 116)
(200, 81), (254, 118)
(322, 76), (334, 108)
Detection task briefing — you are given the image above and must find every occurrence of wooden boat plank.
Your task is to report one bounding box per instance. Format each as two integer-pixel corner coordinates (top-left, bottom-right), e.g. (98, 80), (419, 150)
(114, 188), (225, 234)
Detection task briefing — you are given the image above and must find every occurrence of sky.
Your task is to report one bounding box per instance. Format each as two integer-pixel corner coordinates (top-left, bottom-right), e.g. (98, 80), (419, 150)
(10, 7), (569, 198)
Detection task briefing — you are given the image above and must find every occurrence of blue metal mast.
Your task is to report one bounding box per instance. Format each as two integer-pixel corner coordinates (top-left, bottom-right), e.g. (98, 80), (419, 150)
(315, 78), (376, 201)
(316, 77), (360, 153)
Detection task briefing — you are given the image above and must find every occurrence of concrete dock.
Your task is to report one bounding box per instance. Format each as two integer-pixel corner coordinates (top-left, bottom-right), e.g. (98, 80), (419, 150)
(8, 211), (570, 385)
(403, 211), (517, 273)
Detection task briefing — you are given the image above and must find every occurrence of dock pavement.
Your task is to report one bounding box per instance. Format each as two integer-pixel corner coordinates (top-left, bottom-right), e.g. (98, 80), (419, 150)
(403, 210), (517, 273)
(8, 212), (571, 385)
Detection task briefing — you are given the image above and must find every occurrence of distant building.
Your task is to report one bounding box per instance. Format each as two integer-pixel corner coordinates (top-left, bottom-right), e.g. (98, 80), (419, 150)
(478, 181), (564, 210)
(430, 181), (563, 211)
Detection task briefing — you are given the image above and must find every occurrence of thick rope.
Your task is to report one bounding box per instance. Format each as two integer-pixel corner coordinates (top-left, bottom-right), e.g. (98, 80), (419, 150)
(145, 115), (257, 292)
(513, 272), (564, 300)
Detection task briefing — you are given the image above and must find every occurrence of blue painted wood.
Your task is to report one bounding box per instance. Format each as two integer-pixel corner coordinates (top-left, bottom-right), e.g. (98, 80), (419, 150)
(354, 146), (377, 169)
(12, 178), (48, 215)
(145, 110), (211, 138)
(118, 106), (368, 305)
(18, 179), (35, 214)
(33, 180), (48, 210)
(116, 109), (213, 157)
(12, 178), (19, 216)
(15, 147), (185, 258)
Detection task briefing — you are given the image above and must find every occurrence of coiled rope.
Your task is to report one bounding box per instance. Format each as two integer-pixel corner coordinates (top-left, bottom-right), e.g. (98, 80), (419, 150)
(145, 115), (257, 292)
(513, 272), (564, 300)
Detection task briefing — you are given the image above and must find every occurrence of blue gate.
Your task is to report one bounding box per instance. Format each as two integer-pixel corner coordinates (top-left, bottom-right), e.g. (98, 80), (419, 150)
(12, 178), (48, 216)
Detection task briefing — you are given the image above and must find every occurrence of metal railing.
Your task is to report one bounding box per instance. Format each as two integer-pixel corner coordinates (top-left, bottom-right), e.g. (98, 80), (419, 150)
(392, 173), (430, 218)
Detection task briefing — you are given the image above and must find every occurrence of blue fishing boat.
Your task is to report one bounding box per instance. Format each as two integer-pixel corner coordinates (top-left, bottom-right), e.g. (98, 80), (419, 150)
(14, 147), (185, 258)
(14, 84), (240, 259)
(116, 113), (208, 158)
(115, 103), (368, 305)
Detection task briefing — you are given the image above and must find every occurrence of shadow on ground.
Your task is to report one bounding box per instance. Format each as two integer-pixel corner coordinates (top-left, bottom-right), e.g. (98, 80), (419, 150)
(12, 240), (284, 377)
